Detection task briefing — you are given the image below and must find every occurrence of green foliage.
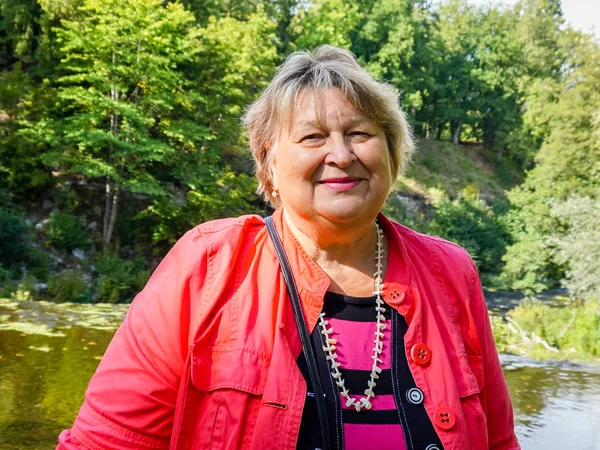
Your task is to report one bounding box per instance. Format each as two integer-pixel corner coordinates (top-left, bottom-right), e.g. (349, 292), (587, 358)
(0, 208), (29, 271)
(138, 171), (259, 249)
(96, 249), (148, 303)
(550, 196), (600, 300)
(48, 269), (90, 302)
(289, 0), (360, 50)
(46, 212), (90, 250)
(431, 190), (509, 274)
(503, 33), (600, 292)
(496, 299), (600, 360)
(352, 0), (437, 114)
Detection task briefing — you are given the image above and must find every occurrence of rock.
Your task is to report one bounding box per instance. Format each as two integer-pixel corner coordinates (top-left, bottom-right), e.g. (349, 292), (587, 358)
(72, 249), (87, 261)
(171, 192), (186, 207)
(35, 218), (51, 231)
(34, 283), (48, 292)
(87, 221), (98, 231)
(42, 200), (54, 210)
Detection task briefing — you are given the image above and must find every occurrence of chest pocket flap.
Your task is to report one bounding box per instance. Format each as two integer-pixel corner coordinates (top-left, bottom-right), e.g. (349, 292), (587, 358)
(191, 345), (270, 395)
(450, 352), (484, 397)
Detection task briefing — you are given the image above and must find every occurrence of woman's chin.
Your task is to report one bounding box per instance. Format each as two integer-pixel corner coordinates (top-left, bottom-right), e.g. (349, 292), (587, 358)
(312, 200), (379, 225)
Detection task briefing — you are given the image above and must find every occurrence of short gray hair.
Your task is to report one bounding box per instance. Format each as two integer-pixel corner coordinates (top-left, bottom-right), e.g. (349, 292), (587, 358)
(243, 45), (414, 207)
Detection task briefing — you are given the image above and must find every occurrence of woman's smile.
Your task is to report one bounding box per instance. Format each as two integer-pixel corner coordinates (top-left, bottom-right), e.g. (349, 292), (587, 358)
(317, 177), (363, 191)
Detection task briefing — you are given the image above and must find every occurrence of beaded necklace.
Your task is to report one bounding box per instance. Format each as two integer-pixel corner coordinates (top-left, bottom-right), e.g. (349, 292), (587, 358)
(317, 221), (385, 412)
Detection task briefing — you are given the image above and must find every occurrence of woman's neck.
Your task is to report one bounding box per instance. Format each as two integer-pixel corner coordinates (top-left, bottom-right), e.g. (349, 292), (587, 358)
(282, 208), (380, 273)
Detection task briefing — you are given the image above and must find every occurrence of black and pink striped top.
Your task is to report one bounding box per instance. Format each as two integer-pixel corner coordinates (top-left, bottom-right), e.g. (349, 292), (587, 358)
(296, 292), (443, 450)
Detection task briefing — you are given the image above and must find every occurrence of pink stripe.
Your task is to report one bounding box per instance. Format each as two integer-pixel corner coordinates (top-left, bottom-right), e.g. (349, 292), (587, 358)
(340, 394), (396, 411)
(343, 424), (406, 450)
(328, 318), (391, 371)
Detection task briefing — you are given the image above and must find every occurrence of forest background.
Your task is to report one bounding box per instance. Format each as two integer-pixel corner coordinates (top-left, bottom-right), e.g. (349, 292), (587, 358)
(1, 0), (599, 360)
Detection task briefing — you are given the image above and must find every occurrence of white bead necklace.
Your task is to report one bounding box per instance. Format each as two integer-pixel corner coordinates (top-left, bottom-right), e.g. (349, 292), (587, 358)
(318, 221), (385, 412)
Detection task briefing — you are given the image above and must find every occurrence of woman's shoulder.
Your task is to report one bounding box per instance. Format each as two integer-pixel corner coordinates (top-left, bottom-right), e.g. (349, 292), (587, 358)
(179, 214), (266, 248)
(386, 217), (473, 268)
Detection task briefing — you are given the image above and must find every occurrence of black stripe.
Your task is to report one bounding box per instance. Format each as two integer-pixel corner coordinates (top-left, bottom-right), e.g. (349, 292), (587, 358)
(322, 296), (391, 322)
(342, 408), (400, 424)
(324, 291), (377, 305)
(342, 369), (393, 396)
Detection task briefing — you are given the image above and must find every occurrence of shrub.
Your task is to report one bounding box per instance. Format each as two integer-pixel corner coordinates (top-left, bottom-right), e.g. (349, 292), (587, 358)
(430, 190), (509, 274)
(550, 196), (600, 300)
(48, 269), (90, 303)
(506, 299), (600, 359)
(0, 208), (29, 270)
(46, 212), (90, 250)
(96, 249), (148, 303)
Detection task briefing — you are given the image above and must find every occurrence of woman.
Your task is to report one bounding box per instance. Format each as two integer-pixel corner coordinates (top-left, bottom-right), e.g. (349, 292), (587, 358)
(58, 45), (520, 450)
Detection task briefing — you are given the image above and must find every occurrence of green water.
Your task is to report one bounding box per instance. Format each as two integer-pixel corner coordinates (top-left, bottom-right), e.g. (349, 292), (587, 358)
(1, 297), (599, 450)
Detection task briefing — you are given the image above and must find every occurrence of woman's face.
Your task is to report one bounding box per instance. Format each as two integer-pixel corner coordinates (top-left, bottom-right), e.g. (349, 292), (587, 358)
(271, 88), (392, 226)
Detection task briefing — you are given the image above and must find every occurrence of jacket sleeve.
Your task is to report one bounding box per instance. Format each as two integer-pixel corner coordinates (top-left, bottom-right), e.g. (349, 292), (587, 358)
(469, 262), (521, 450)
(57, 228), (207, 450)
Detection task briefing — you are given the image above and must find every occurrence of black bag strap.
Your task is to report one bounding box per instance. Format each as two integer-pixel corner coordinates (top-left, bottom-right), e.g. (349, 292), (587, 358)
(265, 215), (331, 450)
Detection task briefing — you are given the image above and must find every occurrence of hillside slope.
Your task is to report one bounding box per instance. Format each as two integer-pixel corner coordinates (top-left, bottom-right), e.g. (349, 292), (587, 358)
(386, 139), (521, 219)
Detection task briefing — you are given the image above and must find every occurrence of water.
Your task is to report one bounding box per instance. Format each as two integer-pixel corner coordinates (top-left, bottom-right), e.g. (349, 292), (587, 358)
(1, 297), (599, 449)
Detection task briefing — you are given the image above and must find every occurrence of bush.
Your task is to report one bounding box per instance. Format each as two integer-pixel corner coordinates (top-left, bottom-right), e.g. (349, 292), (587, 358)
(48, 269), (90, 303)
(503, 299), (600, 359)
(431, 190), (509, 274)
(550, 196), (600, 300)
(96, 249), (148, 303)
(0, 207), (29, 270)
(46, 212), (90, 250)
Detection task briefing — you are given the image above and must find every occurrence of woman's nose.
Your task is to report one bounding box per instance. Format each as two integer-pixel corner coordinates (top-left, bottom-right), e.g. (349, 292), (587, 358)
(324, 134), (356, 167)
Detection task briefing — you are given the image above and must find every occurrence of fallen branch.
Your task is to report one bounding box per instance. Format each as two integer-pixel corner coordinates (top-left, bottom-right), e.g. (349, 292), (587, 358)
(531, 333), (559, 352)
(505, 317), (559, 352)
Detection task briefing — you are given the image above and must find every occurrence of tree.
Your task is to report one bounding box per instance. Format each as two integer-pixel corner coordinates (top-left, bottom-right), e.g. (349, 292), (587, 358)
(289, 0), (361, 51)
(551, 196), (600, 301)
(20, 0), (204, 245)
(352, 0), (438, 123)
(503, 32), (600, 292)
(434, 0), (525, 150)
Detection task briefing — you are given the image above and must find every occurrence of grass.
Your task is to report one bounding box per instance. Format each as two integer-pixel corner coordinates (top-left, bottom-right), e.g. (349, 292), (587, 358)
(492, 299), (600, 361)
(397, 139), (521, 202)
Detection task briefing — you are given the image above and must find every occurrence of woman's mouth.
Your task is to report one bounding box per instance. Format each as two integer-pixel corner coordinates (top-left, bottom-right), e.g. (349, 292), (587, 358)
(317, 177), (362, 191)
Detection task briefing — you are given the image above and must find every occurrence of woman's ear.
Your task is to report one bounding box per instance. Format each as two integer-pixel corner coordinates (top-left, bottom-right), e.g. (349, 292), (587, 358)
(268, 143), (278, 191)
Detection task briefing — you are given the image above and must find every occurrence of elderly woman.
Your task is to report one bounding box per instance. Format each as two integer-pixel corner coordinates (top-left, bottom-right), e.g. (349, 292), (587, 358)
(58, 46), (519, 450)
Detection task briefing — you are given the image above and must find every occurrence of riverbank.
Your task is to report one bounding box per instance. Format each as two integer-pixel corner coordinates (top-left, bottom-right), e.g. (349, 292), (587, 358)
(482, 288), (600, 362)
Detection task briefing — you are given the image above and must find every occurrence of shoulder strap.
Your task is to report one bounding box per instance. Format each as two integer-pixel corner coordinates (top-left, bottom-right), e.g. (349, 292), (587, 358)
(265, 216), (331, 450)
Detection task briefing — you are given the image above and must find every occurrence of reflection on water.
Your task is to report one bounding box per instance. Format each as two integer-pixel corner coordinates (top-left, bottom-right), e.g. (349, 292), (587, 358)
(502, 354), (600, 450)
(0, 299), (127, 450)
(1, 298), (600, 449)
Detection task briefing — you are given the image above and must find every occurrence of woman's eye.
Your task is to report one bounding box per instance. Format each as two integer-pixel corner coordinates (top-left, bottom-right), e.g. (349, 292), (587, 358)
(301, 134), (323, 142)
(348, 131), (371, 138)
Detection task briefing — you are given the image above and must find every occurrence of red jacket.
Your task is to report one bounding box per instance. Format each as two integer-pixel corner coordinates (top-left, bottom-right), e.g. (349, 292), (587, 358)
(58, 209), (520, 450)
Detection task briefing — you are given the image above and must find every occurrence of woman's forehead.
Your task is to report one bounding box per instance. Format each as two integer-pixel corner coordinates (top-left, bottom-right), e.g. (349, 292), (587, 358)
(286, 88), (371, 130)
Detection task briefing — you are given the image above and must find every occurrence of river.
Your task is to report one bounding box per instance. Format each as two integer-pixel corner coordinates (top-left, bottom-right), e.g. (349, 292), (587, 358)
(1, 296), (599, 449)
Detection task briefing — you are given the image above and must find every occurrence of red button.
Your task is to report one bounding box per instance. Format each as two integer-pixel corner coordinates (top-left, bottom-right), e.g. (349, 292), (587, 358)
(411, 343), (432, 365)
(433, 407), (456, 430)
(390, 289), (405, 303)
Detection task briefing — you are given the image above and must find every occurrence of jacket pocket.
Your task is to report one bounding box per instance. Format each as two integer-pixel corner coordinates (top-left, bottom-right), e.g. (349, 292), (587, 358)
(451, 353), (488, 450)
(188, 345), (270, 450)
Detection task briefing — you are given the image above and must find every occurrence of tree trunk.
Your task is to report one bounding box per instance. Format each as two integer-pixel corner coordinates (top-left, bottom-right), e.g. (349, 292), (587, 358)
(103, 176), (112, 244)
(483, 117), (494, 150)
(452, 120), (463, 146)
(436, 123), (444, 140)
(104, 184), (119, 246)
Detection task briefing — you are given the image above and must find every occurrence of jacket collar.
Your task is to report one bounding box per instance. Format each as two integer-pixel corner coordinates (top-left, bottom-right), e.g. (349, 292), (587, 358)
(269, 209), (417, 328)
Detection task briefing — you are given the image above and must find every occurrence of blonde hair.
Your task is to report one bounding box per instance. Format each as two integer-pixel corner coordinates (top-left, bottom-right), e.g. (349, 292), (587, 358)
(243, 45), (414, 207)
